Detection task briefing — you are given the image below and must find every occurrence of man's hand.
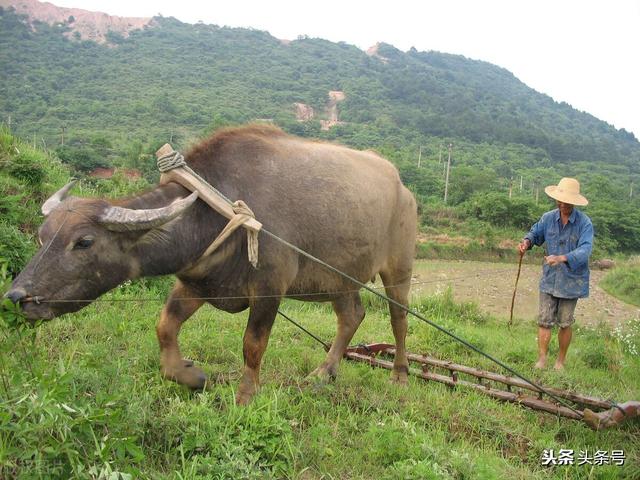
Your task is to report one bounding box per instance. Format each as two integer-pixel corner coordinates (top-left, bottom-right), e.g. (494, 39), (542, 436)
(544, 255), (567, 266)
(518, 239), (531, 255)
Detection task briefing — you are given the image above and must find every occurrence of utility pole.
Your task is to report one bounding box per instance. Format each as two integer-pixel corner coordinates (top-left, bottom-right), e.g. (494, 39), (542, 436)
(60, 125), (65, 146)
(7, 115), (11, 131)
(509, 177), (513, 199)
(444, 143), (452, 204)
(418, 145), (422, 168)
(630, 182), (634, 199)
(520, 175), (523, 192)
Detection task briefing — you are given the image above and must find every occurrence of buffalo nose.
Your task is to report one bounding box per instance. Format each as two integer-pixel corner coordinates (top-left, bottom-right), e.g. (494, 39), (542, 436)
(4, 288), (27, 305)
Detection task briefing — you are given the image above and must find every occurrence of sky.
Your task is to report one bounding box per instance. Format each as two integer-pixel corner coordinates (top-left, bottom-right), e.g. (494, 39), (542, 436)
(51, 0), (640, 139)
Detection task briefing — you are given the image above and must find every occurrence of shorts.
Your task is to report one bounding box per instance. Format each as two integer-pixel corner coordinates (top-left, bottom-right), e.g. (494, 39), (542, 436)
(538, 292), (578, 329)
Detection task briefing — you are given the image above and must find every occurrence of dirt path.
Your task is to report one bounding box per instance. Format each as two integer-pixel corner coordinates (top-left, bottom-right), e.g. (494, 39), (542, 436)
(410, 260), (639, 328)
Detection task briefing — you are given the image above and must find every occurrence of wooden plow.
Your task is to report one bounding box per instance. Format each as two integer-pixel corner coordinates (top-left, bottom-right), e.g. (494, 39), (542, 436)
(344, 343), (639, 431)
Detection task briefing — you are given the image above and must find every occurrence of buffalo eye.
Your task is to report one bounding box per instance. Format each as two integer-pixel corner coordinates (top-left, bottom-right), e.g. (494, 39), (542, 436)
(73, 236), (95, 250)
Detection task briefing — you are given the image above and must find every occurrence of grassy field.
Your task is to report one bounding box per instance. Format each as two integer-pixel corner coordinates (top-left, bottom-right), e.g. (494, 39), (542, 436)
(600, 258), (640, 308)
(1, 265), (639, 479)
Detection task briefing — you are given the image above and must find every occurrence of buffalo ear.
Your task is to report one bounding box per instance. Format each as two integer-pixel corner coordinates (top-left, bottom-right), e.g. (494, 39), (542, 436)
(97, 192), (198, 232)
(42, 179), (77, 216)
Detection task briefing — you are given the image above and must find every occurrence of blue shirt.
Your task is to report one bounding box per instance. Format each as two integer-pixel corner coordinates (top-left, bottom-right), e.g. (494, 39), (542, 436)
(524, 208), (593, 299)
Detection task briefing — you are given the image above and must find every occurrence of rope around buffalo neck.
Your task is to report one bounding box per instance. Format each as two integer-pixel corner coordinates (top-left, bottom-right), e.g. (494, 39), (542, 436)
(157, 150), (259, 267)
(157, 150), (233, 204)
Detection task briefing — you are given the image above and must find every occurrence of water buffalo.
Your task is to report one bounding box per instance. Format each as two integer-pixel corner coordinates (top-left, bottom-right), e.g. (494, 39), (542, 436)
(5, 125), (417, 404)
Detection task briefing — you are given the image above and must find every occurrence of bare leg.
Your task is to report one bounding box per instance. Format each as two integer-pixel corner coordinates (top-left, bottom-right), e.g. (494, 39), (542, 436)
(555, 326), (572, 370)
(157, 281), (206, 389)
(535, 327), (552, 369)
(380, 269), (412, 384)
(236, 297), (279, 405)
(307, 293), (365, 382)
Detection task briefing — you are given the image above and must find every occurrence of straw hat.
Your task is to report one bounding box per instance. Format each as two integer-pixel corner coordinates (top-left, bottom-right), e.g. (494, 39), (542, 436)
(544, 178), (588, 206)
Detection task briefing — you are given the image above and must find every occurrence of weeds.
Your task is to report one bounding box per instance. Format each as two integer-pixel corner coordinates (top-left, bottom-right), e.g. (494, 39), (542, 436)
(612, 317), (640, 357)
(0, 264), (638, 478)
(601, 258), (640, 307)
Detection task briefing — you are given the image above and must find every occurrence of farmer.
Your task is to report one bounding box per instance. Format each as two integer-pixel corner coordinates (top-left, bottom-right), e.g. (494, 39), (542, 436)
(517, 178), (593, 370)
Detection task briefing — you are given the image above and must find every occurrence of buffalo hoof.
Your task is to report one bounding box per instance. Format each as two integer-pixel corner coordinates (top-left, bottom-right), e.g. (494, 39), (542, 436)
(236, 376), (257, 406)
(390, 366), (409, 385)
(162, 360), (208, 390)
(305, 365), (337, 386)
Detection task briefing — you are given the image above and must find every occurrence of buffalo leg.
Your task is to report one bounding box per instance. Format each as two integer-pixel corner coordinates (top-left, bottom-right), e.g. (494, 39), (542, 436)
(308, 292), (365, 382)
(236, 297), (279, 405)
(380, 269), (412, 384)
(156, 281), (206, 389)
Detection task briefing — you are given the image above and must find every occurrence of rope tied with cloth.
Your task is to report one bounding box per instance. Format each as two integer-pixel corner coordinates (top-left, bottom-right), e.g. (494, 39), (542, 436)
(155, 144), (261, 268)
(201, 199), (259, 266)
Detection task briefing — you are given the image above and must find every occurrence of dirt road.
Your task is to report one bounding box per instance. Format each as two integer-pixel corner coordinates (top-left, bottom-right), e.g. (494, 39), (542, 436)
(410, 260), (639, 328)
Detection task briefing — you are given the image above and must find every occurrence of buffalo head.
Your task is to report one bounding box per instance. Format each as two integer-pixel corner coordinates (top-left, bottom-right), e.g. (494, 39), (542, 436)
(4, 180), (198, 320)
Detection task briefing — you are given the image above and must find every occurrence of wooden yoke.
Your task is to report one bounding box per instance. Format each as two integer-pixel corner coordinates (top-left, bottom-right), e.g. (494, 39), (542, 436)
(155, 143), (262, 233)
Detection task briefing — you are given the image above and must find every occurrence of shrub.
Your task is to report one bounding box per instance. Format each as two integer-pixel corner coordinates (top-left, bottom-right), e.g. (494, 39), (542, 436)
(0, 222), (36, 276)
(9, 150), (46, 187)
(464, 192), (542, 230)
(55, 145), (110, 173)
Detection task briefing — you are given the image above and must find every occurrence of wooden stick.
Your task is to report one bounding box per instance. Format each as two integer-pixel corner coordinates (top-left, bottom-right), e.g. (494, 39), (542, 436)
(584, 401), (640, 430)
(390, 349), (612, 410)
(155, 144), (262, 233)
(508, 251), (524, 327)
(344, 351), (582, 419)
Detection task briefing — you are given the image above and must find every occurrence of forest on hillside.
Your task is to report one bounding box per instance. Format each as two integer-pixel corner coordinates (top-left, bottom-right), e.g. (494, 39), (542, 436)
(1, 7), (640, 256)
(2, 8), (640, 479)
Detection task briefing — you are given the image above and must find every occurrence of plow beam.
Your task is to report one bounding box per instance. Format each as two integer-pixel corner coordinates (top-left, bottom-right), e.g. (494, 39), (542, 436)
(344, 344), (638, 430)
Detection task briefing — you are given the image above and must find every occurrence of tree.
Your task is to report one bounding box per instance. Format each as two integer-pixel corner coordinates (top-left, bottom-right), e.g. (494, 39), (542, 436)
(446, 166), (499, 205)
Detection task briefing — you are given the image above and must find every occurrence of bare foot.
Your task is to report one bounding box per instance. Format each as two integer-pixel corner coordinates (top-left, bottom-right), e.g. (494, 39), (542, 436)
(553, 361), (565, 371)
(534, 358), (546, 369)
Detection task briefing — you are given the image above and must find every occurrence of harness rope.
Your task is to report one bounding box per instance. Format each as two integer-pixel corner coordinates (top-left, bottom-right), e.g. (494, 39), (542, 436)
(155, 145), (586, 417)
(157, 149), (259, 267)
(35, 266), (516, 304)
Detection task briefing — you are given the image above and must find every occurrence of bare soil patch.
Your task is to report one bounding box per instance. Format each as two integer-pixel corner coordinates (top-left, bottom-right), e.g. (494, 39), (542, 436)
(410, 260), (639, 328)
(417, 232), (471, 246)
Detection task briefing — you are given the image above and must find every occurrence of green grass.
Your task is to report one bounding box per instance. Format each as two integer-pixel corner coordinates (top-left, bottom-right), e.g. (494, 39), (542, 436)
(1, 277), (639, 479)
(600, 258), (640, 307)
(415, 240), (546, 264)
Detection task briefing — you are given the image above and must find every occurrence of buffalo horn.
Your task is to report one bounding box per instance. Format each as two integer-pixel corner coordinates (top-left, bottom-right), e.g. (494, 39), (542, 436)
(41, 179), (77, 216)
(98, 191), (199, 232)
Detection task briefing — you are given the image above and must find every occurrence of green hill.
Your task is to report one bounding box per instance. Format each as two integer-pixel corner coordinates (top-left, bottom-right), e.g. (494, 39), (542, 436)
(1, 6), (639, 253)
(1, 8), (638, 165)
